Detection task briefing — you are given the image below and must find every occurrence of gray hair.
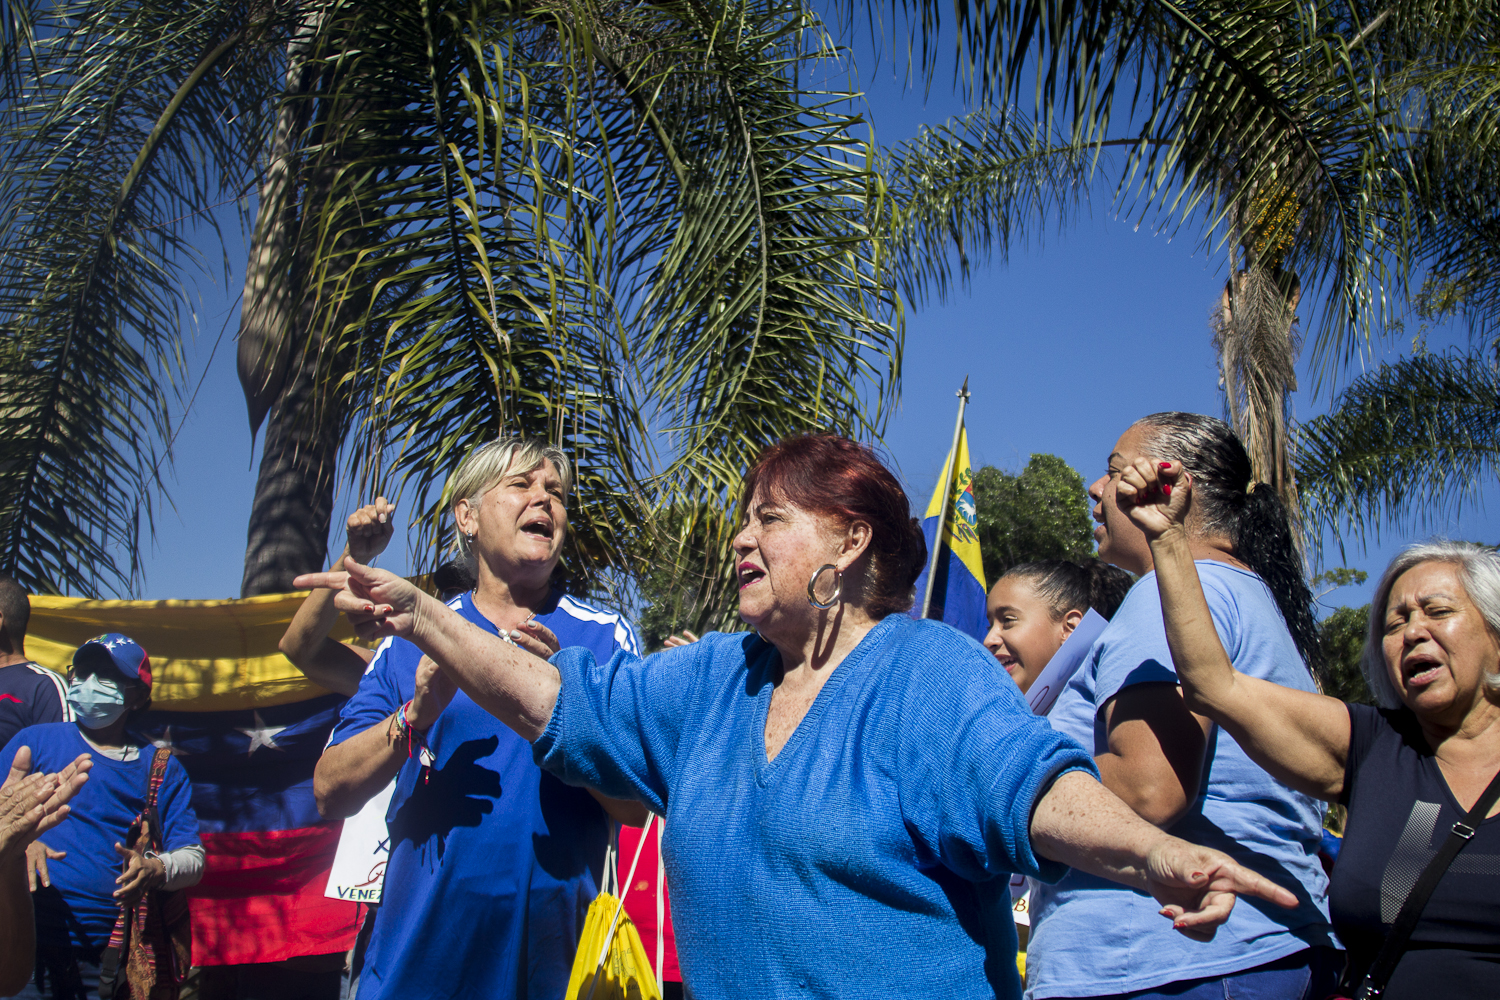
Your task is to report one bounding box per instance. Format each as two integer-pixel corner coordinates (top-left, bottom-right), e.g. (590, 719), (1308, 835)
(444, 437), (571, 559)
(1362, 540), (1500, 709)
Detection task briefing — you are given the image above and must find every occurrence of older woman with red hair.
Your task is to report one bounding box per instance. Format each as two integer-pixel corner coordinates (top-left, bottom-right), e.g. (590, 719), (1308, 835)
(300, 434), (1298, 1000)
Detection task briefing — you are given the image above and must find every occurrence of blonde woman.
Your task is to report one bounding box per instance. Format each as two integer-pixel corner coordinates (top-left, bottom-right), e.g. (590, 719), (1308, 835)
(313, 437), (644, 1000)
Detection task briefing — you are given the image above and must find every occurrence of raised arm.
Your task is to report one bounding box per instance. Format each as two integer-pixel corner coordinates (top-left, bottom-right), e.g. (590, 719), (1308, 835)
(1117, 459), (1351, 801)
(295, 559), (562, 742)
(1031, 770), (1296, 939)
(280, 500), (395, 695)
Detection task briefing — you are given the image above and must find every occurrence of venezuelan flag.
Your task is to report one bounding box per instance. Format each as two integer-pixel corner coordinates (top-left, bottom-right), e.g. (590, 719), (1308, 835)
(25, 594), (363, 966)
(910, 425), (988, 640)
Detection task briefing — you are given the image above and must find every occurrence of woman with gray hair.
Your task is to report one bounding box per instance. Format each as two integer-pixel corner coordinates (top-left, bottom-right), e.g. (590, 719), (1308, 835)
(313, 436), (646, 1000)
(1117, 456), (1500, 1000)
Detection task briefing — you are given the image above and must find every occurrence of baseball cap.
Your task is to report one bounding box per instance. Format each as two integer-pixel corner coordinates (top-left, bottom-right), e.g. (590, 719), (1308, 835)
(72, 633), (152, 690)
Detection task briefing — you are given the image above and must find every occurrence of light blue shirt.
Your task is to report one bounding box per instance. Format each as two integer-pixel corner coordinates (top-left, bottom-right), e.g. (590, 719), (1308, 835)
(1026, 562), (1337, 998)
(537, 615), (1098, 1000)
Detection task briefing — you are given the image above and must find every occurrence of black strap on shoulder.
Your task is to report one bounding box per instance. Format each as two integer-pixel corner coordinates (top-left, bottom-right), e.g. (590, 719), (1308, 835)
(1357, 766), (1500, 998)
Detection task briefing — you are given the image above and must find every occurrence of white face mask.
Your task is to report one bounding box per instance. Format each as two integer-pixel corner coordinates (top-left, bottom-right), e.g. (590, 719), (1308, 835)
(67, 673), (129, 729)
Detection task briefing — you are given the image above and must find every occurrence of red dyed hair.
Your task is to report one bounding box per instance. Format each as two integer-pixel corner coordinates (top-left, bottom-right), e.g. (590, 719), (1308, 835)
(740, 434), (927, 617)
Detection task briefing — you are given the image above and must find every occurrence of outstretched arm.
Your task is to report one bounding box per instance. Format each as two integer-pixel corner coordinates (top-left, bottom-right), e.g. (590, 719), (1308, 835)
(280, 499), (395, 695)
(296, 559), (563, 742)
(1031, 770), (1296, 940)
(1118, 459), (1351, 801)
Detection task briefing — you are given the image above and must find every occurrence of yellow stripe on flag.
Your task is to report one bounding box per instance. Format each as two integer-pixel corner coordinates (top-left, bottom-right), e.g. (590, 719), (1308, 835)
(921, 426), (987, 590)
(26, 592), (370, 712)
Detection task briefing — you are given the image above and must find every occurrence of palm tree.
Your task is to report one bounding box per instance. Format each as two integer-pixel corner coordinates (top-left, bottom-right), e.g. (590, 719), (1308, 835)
(1297, 350), (1500, 544)
(0, 0), (900, 599)
(876, 1), (1493, 536)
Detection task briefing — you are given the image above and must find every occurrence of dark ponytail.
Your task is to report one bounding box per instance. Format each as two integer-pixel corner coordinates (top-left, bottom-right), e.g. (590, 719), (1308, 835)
(1002, 558), (1135, 622)
(1232, 484), (1322, 671)
(1134, 412), (1322, 674)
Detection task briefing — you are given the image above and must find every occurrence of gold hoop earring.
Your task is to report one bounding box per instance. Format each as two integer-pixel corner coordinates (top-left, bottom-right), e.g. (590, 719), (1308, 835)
(807, 564), (842, 610)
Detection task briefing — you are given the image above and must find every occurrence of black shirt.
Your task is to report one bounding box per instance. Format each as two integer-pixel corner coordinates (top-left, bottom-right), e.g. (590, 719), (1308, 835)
(1332, 703), (1500, 996)
(0, 660), (68, 750)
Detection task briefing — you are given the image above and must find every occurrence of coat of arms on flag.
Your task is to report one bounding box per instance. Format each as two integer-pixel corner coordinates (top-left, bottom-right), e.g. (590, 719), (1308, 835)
(910, 382), (988, 640)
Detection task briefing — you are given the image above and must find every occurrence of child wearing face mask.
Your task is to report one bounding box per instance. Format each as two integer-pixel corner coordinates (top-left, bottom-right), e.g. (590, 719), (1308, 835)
(983, 560), (1134, 696)
(2, 634), (202, 1000)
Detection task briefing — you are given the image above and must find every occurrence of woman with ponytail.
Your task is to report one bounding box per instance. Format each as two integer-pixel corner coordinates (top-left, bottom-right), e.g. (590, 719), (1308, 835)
(1026, 413), (1340, 1000)
(300, 432), (1300, 1000)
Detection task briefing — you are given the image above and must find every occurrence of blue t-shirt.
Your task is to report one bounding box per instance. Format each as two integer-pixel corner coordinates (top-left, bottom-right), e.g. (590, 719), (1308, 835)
(3, 723), (199, 954)
(327, 591), (638, 1000)
(536, 615), (1098, 1000)
(1027, 563), (1337, 998)
(0, 660), (70, 749)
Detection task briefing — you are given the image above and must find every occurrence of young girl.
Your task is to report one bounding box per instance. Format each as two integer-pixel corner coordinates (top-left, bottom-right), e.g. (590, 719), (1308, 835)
(982, 559), (1133, 695)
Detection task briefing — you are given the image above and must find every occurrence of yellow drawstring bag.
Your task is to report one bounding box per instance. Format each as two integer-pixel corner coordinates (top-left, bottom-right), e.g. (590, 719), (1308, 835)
(566, 816), (664, 1000)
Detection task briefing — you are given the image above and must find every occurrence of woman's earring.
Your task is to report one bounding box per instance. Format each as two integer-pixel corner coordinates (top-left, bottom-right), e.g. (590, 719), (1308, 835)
(807, 564), (842, 610)
(466, 532), (476, 546)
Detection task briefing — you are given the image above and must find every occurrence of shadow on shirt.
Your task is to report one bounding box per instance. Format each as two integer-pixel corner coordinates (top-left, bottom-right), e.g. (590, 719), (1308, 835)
(1186, 817), (1330, 941)
(389, 736), (501, 864)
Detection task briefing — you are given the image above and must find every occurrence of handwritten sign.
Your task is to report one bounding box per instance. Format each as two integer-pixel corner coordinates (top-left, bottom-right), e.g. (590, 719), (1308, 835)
(325, 780), (396, 904)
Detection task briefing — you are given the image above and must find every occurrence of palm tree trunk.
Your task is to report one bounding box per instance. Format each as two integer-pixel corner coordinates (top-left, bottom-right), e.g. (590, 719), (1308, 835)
(240, 341), (341, 596)
(237, 11), (341, 597)
(1215, 262), (1305, 545)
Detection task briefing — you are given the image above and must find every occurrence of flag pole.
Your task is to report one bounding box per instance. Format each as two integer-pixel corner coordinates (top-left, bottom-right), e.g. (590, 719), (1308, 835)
(920, 377), (972, 619)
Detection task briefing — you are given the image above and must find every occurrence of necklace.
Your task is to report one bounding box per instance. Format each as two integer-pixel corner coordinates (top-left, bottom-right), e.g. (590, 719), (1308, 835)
(470, 588), (539, 641)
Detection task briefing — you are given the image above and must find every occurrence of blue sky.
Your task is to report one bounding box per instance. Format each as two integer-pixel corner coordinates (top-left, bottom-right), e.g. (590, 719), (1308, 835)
(129, 21), (1498, 616)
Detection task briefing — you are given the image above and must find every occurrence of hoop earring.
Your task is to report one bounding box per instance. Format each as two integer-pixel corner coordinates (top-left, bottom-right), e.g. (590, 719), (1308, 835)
(807, 564), (842, 610)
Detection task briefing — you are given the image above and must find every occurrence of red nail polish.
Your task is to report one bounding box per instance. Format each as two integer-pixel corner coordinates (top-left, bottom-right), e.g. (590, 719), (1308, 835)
(1159, 462), (1171, 470)
(1162, 484), (1172, 496)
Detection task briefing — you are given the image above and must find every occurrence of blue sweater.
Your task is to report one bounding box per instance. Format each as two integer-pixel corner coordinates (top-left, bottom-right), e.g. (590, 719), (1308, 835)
(537, 614), (1097, 1000)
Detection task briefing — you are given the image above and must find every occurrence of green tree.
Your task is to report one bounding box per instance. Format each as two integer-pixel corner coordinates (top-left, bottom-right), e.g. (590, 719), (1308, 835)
(972, 454), (1095, 584)
(633, 503), (742, 651)
(1318, 604), (1375, 705)
(0, 0), (899, 598)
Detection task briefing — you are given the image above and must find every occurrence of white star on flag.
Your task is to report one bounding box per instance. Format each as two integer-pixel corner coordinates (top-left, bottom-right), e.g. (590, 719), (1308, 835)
(236, 711), (288, 756)
(149, 726), (190, 756)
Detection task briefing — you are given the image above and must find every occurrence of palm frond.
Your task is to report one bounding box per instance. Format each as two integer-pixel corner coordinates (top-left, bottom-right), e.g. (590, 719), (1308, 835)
(1296, 351), (1500, 546)
(878, 108), (1096, 304)
(290, 0), (899, 606)
(0, 0), (287, 595)
(871, 2), (1500, 388)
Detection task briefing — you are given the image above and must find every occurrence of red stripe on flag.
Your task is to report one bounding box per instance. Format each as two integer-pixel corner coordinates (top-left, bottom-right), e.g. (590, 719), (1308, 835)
(188, 824), (362, 966)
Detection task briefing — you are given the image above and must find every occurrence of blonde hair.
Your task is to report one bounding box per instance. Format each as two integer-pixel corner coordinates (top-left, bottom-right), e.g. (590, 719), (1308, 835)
(1362, 540), (1500, 709)
(445, 437), (571, 559)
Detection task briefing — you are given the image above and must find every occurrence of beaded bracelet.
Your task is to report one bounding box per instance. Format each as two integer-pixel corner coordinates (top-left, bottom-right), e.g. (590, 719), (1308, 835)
(389, 700), (431, 763)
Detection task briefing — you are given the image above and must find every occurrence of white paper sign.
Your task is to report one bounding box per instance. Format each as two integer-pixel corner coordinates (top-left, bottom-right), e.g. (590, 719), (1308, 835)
(325, 780), (396, 904)
(1022, 609), (1108, 717)
(1011, 609), (1109, 905)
